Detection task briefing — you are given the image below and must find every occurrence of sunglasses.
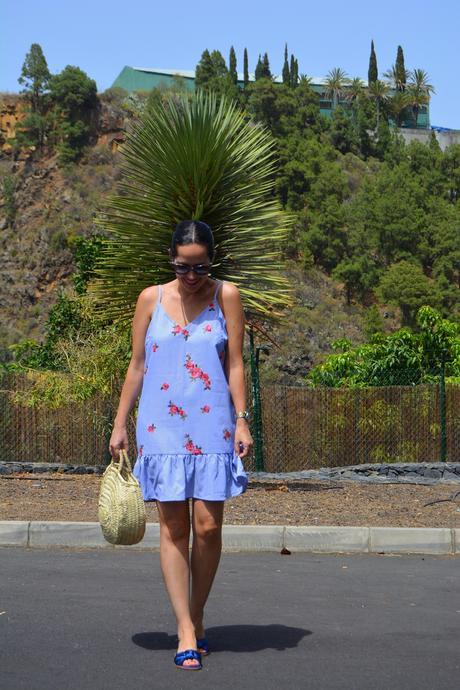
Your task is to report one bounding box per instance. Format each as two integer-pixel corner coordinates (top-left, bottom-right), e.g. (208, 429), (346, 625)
(170, 261), (212, 276)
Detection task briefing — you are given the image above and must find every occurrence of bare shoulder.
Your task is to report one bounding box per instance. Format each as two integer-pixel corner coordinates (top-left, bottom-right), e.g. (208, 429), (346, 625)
(219, 280), (244, 319)
(136, 284), (160, 319)
(220, 279), (241, 302)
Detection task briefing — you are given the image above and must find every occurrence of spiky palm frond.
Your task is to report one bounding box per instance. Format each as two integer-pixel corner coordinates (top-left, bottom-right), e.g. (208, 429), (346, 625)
(88, 89), (295, 330)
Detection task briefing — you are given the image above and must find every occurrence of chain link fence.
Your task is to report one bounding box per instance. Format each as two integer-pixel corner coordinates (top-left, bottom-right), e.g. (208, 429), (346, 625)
(1, 369), (459, 470)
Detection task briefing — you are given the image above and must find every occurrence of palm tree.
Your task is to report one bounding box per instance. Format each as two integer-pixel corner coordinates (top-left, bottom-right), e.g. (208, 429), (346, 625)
(368, 79), (390, 128)
(323, 67), (350, 110)
(344, 77), (365, 121)
(88, 90), (295, 331)
(383, 63), (410, 92)
(298, 74), (313, 87)
(405, 68), (435, 128)
(389, 90), (410, 127)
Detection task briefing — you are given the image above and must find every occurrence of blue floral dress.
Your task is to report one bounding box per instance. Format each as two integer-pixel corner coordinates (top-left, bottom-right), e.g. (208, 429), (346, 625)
(132, 279), (249, 501)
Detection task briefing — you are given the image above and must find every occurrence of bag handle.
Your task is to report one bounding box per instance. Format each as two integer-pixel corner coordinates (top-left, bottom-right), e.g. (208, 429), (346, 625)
(115, 447), (132, 474)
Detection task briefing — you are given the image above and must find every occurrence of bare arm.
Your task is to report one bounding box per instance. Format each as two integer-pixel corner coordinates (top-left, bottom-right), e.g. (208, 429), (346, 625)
(112, 286), (156, 430)
(221, 282), (253, 458)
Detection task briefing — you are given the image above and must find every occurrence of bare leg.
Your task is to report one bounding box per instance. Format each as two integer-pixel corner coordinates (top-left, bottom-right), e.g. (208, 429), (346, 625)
(190, 499), (225, 641)
(156, 499), (199, 667)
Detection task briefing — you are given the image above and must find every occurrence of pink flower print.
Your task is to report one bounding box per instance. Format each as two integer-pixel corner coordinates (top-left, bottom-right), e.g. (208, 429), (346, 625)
(203, 324), (212, 332)
(139, 445), (144, 458)
(147, 423), (156, 433)
(201, 404), (211, 413)
(201, 372), (211, 390)
(168, 400), (187, 420)
(172, 324), (190, 340)
(184, 354), (212, 390)
(152, 342), (159, 352)
(223, 428), (231, 441)
(208, 301), (215, 311)
(160, 382), (169, 390)
(184, 433), (203, 455)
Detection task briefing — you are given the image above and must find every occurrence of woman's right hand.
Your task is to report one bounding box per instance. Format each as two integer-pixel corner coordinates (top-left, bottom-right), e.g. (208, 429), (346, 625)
(109, 424), (129, 458)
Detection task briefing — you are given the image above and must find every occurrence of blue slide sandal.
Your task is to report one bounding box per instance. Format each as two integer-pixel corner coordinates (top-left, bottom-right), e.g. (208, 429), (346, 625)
(174, 648), (202, 670)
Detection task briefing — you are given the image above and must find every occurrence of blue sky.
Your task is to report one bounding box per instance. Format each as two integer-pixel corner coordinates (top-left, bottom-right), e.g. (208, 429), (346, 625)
(3, 0), (460, 128)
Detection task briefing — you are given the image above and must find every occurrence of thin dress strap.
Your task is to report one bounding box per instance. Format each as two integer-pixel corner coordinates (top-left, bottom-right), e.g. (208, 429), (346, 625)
(213, 279), (223, 302)
(158, 284), (162, 303)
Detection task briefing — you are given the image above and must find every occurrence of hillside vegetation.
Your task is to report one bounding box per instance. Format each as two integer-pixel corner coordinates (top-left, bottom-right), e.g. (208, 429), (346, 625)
(0, 44), (458, 395)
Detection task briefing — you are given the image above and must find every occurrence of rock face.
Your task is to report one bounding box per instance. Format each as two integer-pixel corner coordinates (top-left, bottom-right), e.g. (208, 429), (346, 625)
(0, 95), (130, 155)
(0, 96), (27, 153)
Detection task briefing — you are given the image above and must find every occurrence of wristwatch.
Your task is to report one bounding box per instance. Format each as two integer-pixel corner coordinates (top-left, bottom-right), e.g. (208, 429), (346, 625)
(236, 410), (250, 421)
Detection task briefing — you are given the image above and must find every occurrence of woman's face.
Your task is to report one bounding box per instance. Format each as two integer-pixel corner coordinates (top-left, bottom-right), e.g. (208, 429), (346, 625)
(171, 243), (212, 292)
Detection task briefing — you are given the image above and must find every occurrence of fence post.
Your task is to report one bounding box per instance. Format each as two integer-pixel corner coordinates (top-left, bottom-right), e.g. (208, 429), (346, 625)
(439, 362), (447, 463)
(248, 324), (264, 471)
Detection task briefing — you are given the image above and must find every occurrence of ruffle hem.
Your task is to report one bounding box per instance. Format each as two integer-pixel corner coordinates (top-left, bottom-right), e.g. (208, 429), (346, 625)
(132, 451), (249, 502)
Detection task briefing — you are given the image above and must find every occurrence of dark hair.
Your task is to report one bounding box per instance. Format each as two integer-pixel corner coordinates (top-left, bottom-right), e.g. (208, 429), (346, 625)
(170, 220), (215, 262)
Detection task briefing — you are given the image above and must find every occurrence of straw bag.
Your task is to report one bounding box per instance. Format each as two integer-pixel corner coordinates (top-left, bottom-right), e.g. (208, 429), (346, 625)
(98, 448), (146, 545)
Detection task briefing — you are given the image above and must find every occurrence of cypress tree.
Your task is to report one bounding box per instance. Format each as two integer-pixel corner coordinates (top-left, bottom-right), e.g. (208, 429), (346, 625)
(289, 54), (295, 87)
(395, 45), (406, 91)
(282, 43), (290, 85)
(293, 57), (299, 88)
(368, 39), (378, 85)
(255, 54), (263, 80)
(229, 45), (238, 85)
(243, 47), (249, 86)
(262, 52), (271, 79)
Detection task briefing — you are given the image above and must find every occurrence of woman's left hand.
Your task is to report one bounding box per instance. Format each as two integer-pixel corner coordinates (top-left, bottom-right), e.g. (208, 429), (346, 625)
(235, 420), (253, 458)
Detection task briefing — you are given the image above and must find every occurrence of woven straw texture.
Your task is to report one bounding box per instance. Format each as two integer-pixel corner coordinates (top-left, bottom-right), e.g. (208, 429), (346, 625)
(98, 448), (146, 545)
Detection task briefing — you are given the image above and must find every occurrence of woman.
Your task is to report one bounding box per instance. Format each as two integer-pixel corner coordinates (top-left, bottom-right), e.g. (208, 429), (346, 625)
(109, 219), (253, 670)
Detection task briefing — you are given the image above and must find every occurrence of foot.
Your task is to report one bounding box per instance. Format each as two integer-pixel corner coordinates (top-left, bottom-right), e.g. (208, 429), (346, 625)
(192, 616), (208, 653)
(176, 625), (200, 668)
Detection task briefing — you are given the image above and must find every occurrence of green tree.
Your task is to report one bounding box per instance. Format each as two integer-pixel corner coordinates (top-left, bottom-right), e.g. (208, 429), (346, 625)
(332, 257), (377, 305)
(290, 55), (299, 88)
(368, 39), (378, 85)
(376, 260), (439, 326)
(255, 54), (264, 80)
(261, 52), (272, 79)
(195, 49), (228, 90)
(229, 45), (238, 85)
(195, 49), (215, 88)
(18, 43), (51, 114)
(282, 43), (290, 85)
(48, 65), (98, 163)
(243, 48), (249, 86)
(441, 143), (460, 202)
(323, 67), (349, 111)
(368, 79), (390, 128)
(308, 306), (460, 388)
(406, 68), (435, 127)
(389, 90), (410, 127)
(395, 45), (407, 91)
(344, 77), (365, 122)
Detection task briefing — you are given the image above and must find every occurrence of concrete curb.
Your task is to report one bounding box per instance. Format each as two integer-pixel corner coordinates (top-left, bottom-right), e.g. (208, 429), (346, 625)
(0, 521), (458, 555)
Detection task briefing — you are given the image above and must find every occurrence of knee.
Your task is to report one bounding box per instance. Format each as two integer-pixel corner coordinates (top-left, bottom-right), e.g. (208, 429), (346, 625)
(193, 520), (222, 541)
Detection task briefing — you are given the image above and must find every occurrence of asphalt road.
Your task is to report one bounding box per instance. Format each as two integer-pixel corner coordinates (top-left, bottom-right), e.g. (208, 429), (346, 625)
(1, 547), (459, 690)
